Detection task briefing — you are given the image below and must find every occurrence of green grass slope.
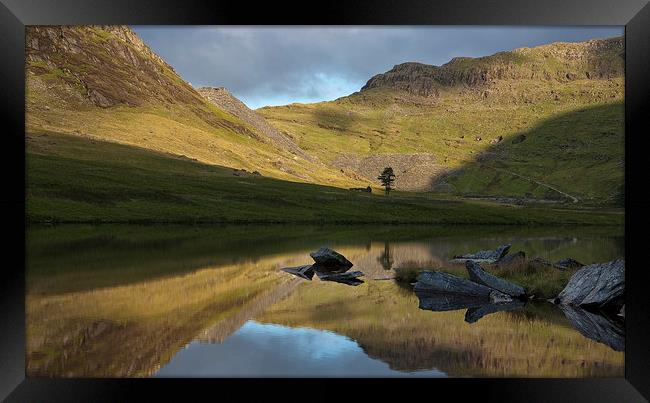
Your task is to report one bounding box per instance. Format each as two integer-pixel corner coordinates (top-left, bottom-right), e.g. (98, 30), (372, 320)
(258, 37), (624, 205)
(26, 131), (622, 225)
(26, 26), (361, 189)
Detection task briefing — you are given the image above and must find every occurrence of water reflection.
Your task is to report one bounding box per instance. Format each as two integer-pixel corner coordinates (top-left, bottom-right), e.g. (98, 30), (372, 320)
(26, 224), (625, 378)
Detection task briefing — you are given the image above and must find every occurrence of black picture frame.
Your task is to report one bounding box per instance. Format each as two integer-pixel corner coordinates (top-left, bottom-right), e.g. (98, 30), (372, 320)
(1, 0), (648, 401)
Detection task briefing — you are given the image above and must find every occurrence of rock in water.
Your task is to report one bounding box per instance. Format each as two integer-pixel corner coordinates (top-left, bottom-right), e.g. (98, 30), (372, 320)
(559, 305), (625, 351)
(495, 251), (526, 267)
(281, 265), (315, 280)
(557, 259), (624, 308)
(415, 292), (488, 312)
(451, 244), (512, 263)
(309, 247), (353, 269)
(554, 258), (584, 270)
(466, 261), (526, 297)
(414, 271), (493, 297)
(465, 300), (525, 324)
(318, 271), (364, 286)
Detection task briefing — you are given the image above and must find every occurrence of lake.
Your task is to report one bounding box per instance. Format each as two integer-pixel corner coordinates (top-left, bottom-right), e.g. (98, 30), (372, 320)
(26, 224), (625, 377)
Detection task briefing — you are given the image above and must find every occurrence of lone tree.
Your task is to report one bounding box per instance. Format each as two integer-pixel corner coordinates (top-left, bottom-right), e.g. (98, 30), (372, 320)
(378, 167), (396, 195)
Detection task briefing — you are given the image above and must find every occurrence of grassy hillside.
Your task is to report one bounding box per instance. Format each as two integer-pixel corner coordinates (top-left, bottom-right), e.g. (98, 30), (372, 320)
(25, 26), (361, 188)
(26, 132), (623, 224)
(259, 37), (624, 204)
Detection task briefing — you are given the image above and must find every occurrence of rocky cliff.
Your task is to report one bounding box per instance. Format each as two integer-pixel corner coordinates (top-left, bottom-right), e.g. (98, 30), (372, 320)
(361, 37), (624, 97)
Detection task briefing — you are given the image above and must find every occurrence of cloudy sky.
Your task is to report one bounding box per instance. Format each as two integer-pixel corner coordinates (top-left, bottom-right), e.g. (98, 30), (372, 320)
(132, 26), (623, 109)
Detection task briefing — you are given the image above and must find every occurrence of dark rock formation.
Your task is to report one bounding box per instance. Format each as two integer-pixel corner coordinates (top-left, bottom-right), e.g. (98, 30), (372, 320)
(556, 260), (624, 308)
(318, 271), (365, 286)
(414, 271), (493, 297)
(466, 261), (526, 298)
(451, 244), (511, 263)
(281, 264), (315, 280)
(495, 251), (526, 267)
(309, 247), (353, 270)
(465, 300), (525, 324)
(559, 305), (624, 351)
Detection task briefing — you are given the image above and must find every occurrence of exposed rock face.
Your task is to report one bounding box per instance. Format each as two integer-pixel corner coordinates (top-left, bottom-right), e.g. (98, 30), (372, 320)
(361, 37), (623, 97)
(414, 271), (493, 297)
(451, 244), (511, 263)
(310, 247), (354, 269)
(466, 261), (526, 297)
(332, 153), (441, 192)
(559, 305), (624, 351)
(281, 265), (315, 280)
(556, 260), (624, 308)
(197, 87), (314, 162)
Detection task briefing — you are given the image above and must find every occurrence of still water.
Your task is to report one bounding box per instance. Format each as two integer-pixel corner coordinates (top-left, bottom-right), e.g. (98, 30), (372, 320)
(26, 224), (624, 378)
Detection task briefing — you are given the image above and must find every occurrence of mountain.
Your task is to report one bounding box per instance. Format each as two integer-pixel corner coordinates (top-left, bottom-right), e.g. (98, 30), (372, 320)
(25, 26), (356, 187)
(259, 37), (624, 205)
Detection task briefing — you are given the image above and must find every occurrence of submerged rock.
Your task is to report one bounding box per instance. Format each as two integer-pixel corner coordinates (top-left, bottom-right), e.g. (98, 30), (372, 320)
(451, 244), (511, 263)
(559, 305), (625, 351)
(310, 247), (353, 269)
(556, 259), (624, 308)
(466, 261), (526, 298)
(318, 271), (365, 286)
(414, 271), (493, 297)
(281, 265), (315, 280)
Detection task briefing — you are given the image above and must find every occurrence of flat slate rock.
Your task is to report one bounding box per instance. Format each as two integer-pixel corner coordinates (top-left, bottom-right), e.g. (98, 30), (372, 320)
(318, 270), (364, 286)
(281, 265), (315, 280)
(451, 244), (512, 263)
(557, 259), (624, 308)
(310, 247), (353, 269)
(466, 261), (526, 297)
(559, 305), (624, 351)
(414, 271), (493, 297)
(415, 291), (488, 312)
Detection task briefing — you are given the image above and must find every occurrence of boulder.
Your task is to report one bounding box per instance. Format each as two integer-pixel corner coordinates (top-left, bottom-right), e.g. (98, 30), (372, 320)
(414, 271), (493, 297)
(281, 265), (315, 280)
(466, 261), (526, 298)
(318, 271), (364, 286)
(556, 259), (624, 308)
(559, 305), (624, 351)
(451, 244), (511, 264)
(554, 258), (584, 270)
(310, 247), (353, 269)
(495, 251), (526, 267)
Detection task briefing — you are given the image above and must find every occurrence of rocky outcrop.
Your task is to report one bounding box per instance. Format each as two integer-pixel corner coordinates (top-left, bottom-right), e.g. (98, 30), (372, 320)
(451, 244), (511, 264)
(494, 251), (526, 267)
(310, 247), (354, 270)
(197, 87), (314, 161)
(554, 258), (584, 270)
(556, 260), (624, 308)
(466, 261), (526, 297)
(318, 271), (365, 286)
(360, 37), (623, 97)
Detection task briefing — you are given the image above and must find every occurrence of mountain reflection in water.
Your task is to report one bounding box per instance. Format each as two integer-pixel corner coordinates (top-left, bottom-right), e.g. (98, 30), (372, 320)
(26, 224), (625, 378)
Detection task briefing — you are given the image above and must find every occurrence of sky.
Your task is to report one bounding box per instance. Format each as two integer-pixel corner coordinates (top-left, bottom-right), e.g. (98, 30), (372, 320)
(132, 26), (623, 109)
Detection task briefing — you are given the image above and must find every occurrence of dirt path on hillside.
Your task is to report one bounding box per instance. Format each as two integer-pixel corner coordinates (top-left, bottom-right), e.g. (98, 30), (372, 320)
(487, 166), (580, 203)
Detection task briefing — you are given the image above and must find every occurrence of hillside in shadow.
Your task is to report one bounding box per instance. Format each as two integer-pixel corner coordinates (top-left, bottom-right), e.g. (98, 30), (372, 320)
(433, 102), (624, 206)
